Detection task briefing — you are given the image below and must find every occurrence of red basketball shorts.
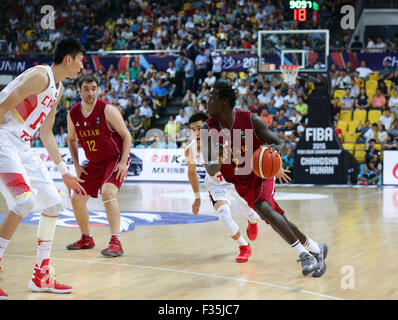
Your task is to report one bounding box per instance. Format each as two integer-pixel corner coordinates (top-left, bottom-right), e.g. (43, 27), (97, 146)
(234, 174), (284, 224)
(80, 157), (130, 198)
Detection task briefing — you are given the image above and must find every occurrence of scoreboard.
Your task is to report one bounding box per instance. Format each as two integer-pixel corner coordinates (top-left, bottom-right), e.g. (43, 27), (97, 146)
(288, 1), (319, 22)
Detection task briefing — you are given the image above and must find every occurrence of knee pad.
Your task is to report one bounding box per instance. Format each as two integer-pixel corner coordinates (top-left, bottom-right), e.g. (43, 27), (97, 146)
(11, 192), (36, 218)
(42, 202), (62, 217)
(216, 204), (239, 237)
(37, 215), (57, 241)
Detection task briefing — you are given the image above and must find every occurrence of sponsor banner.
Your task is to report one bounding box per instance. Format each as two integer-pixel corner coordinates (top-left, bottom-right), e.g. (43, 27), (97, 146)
(34, 147), (197, 182)
(382, 150), (398, 185)
(0, 209), (218, 232)
(329, 52), (398, 72)
(0, 54), (258, 76)
(293, 96), (345, 184)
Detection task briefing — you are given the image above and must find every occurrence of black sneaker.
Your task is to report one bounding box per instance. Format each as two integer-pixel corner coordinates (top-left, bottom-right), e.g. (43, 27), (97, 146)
(311, 243), (328, 278)
(297, 252), (320, 276)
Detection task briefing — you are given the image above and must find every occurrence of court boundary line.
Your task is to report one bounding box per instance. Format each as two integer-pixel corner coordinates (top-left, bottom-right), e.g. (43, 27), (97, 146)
(5, 254), (344, 300)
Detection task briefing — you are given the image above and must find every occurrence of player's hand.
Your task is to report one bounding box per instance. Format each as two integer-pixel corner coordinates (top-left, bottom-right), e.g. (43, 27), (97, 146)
(275, 167), (291, 184)
(264, 144), (283, 157)
(192, 198), (201, 216)
(75, 165), (88, 178)
(114, 160), (129, 182)
(62, 173), (87, 198)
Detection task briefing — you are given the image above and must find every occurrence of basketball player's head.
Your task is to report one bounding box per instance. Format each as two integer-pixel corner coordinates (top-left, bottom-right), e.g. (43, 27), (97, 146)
(53, 37), (86, 78)
(78, 76), (98, 104)
(188, 112), (208, 141)
(207, 82), (236, 117)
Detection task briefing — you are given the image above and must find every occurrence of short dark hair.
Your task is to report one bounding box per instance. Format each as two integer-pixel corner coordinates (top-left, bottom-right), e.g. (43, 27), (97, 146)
(212, 81), (236, 109)
(188, 112), (209, 124)
(78, 75), (98, 88)
(53, 37), (86, 64)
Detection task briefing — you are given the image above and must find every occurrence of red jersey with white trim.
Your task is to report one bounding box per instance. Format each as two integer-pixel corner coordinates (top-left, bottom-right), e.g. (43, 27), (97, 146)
(205, 110), (265, 186)
(0, 65), (62, 146)
(69, 99), (122, 164)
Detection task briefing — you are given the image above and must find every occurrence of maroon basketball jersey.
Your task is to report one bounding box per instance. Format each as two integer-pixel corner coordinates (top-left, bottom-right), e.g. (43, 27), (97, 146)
(205, 110), (264, 186)
(69, 99), (122, 164)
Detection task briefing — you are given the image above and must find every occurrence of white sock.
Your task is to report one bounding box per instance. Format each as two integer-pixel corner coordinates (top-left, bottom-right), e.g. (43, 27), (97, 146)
(246, 209), (259, 224)
(236, 235), (248, 247)
(111, 234), (120, 240)
(36, 241), (52, 268)
(304, 237), (320, 254)
(291, 240), (309, 256)
(0, 237), (10, 260)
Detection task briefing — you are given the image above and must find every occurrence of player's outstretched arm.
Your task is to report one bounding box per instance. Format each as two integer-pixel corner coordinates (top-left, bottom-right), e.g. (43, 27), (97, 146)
(185, 147), (201, 215)
(40, 88), (86, 197)
(0, 68), (48, 124)
(251, 113), (287, 157)
(105, 104), (133, 182)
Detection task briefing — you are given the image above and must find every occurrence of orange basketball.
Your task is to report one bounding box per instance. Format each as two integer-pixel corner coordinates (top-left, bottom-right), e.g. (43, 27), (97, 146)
(251, 146), (281, 179)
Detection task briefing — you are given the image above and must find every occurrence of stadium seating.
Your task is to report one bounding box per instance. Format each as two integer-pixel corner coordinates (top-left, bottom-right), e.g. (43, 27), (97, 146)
(339, 109), (352, 121)
(368, 109), (382, 124)
(352, 109), (367, 123)
(342, 143), (354, 154)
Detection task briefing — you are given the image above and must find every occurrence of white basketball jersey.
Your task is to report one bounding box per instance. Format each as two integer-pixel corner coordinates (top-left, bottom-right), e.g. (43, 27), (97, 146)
(185, 138), (229, 187)
(0, 65), (62, 146)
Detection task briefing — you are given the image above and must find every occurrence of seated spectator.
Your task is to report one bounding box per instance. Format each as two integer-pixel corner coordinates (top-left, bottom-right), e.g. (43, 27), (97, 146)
(139, 100), (153, 129)
(389, 119), (398, 141)
(383, 133), (398, 150)
(297, 119), (306, 137)
(283, 120), (295, 136)
(270, 120), (280, 133)
(358, 154), (382, 185)
(118, 91), (130, 109)
(379, 109), (394, 131)
(204, 71), (216, 87)
(377, 123), (388, 144)
(55, 126), (68, 148)
(144, 63), (158, 78)
(331, 97), (341, 116)
(364, 123), (378, 146)
(356, 120), (371, 143)
(371, 89), (386, 110)
(275, 108), (289, 130)
(129, 60), (141, 80)
(284, 88), (298, 109)
(389, 89), (398, 108)
(175, 108), (189, 126)
(356, 61), (373, 79)
(355, 88), (370, 110)
(249, 98), (263, 115)
(287, 131), (299, 150)
(136, 136), (149, 149)
(128, 108), (145, 139)
(164, 116), (180, 143)
(294, 96), (309, 118)
(333, 69), (352, 89)
(365, 139), (380, 165)
(273, 88), (284, 109)
(184, 99), (195, 117)
(267, 99), (278, 116)
(282, 147), (294, 179)
(152, 79), (168, 108)
(257, 87), (272, 105)
(341, 88), (355, 110)
(260, 108), (273, 127)
(379, 60), (394, 80)
(289, 108), (302, 126)
(236, 97), (249, 111)
(378, 80), (390, 97)
(351, 35), (363, 51)
(182, 89), (197, 106)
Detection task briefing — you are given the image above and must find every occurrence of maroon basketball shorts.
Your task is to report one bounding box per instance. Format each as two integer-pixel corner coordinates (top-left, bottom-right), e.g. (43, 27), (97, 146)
(80, 157), (130, 198)
(234, 174), (284, 224)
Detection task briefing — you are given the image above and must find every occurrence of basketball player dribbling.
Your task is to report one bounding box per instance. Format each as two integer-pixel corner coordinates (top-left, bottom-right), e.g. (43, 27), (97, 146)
(202, 82), (328, 277)
(0, 38), (87, 299)
(185, 112), (260, 263)
(66, 76), (132, 257)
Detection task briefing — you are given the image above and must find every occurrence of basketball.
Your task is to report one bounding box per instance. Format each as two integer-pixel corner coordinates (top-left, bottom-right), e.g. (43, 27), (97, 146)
(251, 146), (281, 179)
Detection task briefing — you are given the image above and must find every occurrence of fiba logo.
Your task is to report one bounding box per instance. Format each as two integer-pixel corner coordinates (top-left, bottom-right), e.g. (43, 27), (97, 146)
(40, 5), (55, 30)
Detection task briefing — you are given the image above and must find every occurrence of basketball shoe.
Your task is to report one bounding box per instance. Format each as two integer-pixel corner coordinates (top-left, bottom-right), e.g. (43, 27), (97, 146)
(28, 259), (73, 293)
(236, 244), (252, 263)
(101, 235), (124, 257)
(0, 267), (7, 300)
(246, 221), (258, 241)
(66, 234), (95, 250)
(311, 243), (328, 278)
(297, 252), (320, 276)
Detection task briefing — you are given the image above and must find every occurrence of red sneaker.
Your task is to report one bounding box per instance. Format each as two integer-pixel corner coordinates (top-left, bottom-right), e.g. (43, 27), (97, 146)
(66, 234), (95, 250)
(246, 221), (258, 241)
(0, 267), (7, 300)
(101, 236), (124, 257)
(28, 259), (73, 294)
(236, 244), (252, 263)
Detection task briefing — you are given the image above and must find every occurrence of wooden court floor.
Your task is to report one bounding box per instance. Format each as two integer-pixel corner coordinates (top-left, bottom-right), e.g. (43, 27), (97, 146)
(1, 182), (397, 300)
